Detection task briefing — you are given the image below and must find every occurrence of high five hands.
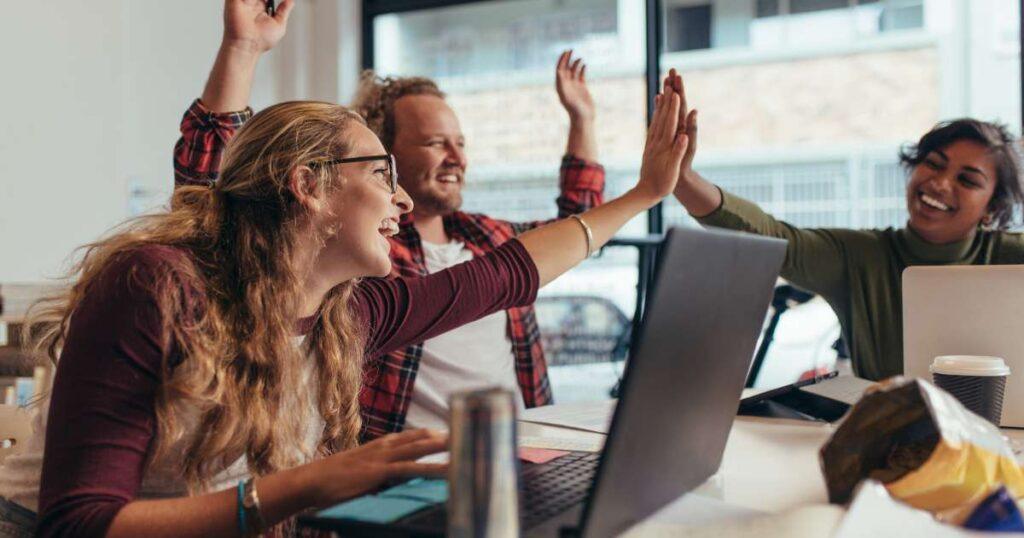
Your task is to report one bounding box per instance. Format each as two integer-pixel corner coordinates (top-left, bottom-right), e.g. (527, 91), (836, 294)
(662, 68), (699, 183)
(634, 69), (693, 204)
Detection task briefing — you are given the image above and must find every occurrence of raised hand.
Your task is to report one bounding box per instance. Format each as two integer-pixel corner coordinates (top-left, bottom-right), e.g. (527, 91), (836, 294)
(305, 429), (447, 507)
(636, 75), (690, 202)
(222, 0), (294, 53)
(663, 69), (698, 180)
(556, 50), (595, 123)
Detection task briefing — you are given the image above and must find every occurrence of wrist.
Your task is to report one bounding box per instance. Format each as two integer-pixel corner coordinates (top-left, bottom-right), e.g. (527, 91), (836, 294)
(289, 462), (326, 509)
(220, 38), (267, 59)
(625, 186), (663, 210)
(567, 111), (596, 125)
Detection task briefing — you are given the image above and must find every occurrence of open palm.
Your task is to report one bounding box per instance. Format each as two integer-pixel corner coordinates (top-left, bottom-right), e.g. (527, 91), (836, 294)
(223, 0), (294, 53)
(556, 50), (595, 122)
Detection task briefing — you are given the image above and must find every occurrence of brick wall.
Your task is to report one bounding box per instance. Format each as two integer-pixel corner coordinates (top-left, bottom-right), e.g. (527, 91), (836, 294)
(447, 46), (939, 169)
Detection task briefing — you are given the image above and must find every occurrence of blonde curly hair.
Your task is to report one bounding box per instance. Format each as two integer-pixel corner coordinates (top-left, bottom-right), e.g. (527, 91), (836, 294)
(28, 101), (369, 492)
(351, 70), (446, 149)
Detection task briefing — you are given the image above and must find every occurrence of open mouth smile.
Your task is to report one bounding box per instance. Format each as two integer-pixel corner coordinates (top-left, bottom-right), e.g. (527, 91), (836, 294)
(919, 192), (954, 213)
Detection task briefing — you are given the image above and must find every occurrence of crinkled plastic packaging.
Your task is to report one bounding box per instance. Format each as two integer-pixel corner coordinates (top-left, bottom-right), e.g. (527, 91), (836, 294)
(819, 378), (1024, 524)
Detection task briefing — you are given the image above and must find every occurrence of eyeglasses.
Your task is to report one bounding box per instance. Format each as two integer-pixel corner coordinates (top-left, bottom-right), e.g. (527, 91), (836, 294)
(310, 154), (398, 194)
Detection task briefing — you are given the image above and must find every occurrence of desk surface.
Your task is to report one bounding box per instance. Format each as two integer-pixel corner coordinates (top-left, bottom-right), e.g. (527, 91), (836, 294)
(519, 415), (832, 513)
(518, 403), (1024, 536)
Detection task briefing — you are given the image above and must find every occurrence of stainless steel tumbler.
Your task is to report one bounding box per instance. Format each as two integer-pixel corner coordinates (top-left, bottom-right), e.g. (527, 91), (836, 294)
(447, 387), (520, 538)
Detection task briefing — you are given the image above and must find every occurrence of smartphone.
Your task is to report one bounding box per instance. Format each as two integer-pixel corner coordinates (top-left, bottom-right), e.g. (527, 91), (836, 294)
(265, 0), (276, 16)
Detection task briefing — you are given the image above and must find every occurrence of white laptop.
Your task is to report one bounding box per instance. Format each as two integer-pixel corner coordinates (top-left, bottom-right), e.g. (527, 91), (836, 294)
(903, 265), (1024, 427)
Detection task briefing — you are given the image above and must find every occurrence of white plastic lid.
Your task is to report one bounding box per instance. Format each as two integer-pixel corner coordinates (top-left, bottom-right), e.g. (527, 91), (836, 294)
(929, 355), (1011, 377)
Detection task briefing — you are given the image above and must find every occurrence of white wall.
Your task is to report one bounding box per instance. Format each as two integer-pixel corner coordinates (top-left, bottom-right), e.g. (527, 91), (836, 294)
(1, 2), (130, 282)
(0, 0), (361, 282)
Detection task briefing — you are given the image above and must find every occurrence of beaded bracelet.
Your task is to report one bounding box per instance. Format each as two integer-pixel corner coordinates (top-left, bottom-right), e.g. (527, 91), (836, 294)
(236, 480), (248, 537)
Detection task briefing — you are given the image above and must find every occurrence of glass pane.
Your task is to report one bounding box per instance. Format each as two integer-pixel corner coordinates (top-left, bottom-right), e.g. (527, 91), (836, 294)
(790, 0), (850, 15)
(373, 0), (647, 402)
(661, 0), (1021, 387)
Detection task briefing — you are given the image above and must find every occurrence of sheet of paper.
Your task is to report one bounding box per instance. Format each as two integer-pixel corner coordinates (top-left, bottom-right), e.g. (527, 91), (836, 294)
(518, 435), (605, 453)
(519, 399), (617, 434)
(799, 375), (876, 406)
(518, 447), (569, 464)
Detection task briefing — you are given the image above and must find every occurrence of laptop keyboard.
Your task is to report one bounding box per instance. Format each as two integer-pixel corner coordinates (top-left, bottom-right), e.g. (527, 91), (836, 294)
(400, 451), (601, 531)
(521, 451), (600, 527)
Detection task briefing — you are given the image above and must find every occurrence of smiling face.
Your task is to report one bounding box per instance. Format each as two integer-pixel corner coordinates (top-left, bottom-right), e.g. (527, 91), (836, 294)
(311, 123), (413, 281)
(905, 139), (998, 244)
(390, 94), (467, 219)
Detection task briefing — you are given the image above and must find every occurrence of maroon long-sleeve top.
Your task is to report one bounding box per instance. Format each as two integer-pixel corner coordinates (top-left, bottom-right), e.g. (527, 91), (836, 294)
(36, 239), (539, 537)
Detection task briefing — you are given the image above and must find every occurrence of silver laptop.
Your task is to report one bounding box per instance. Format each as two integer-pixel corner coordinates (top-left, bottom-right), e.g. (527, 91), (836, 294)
(903, 265), (1024, 427)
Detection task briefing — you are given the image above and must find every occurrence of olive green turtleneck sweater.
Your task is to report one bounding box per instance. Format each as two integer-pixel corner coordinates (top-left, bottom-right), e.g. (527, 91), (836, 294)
(697, 189), (1024, 381)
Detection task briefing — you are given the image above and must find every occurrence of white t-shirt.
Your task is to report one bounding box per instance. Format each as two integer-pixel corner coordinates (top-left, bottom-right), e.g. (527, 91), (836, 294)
(403, 239), (525, 431)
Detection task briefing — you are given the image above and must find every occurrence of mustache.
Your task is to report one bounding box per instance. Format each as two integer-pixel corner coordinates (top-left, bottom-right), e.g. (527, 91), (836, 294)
(435, 167), (464, 178)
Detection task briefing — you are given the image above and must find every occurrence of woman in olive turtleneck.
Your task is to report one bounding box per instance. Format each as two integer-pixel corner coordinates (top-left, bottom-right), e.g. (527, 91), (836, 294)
(663, 72), (1024, 381)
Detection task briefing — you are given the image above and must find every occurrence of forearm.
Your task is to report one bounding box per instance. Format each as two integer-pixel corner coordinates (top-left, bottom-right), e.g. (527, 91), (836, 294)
(673, 170), (722, 218)
(565, 115), (598, 162)
(201, 41), (262, 113)
(106, 466), (317, 538)
(519, 188), (654, 286)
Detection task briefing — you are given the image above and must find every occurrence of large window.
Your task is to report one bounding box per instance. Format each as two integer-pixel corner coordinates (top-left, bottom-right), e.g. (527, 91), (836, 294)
(365, 0), (1023, 393)
(661, 0), (1021, 386)
(369, 0), (649, 401)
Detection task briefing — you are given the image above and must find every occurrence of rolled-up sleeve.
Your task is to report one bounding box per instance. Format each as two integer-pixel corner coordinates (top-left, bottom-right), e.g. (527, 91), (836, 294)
(172, 99), (252, 187)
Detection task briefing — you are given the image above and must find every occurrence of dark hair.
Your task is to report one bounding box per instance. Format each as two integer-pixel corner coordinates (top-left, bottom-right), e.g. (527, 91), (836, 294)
(899, 118), (1024, 229)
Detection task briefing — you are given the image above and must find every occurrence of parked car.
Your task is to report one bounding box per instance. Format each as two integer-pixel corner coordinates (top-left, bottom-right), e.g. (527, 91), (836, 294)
(534, 295), (632, 367)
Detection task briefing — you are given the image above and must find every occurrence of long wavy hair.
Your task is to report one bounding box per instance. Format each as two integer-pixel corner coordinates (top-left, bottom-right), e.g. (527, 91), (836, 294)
(27, 101), (369, 491)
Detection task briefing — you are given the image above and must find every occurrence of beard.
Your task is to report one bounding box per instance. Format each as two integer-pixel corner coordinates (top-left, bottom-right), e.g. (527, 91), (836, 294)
(405, 176), (464, 217)
(415, 188), (463, 216)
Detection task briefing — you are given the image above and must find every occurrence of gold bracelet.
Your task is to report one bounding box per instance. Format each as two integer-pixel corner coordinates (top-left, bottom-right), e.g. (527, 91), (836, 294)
(569, 214), (594, 258)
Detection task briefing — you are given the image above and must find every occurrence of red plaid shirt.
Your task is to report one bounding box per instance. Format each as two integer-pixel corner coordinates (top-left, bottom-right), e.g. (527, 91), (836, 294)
(173, 99), (605, 440)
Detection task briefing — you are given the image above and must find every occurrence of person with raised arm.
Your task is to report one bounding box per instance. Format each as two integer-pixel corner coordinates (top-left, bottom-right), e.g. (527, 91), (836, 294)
(0, 15), (690, 538)
(173, 0), (609, 440)
(666, 70), (1024, 381)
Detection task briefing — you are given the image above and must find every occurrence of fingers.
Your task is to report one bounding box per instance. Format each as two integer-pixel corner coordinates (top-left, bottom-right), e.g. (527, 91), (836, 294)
(674, 133), (690, 158)
(675, 69), (687, 121)
(664, 93), (681, 143)
(388, 462), (448, 479)
(683, 110), (698, 164)
(557, 50), (570, 73)
(275, 0), (294, 23)
(570, 58), (583, 78)
(370, 427), (440, 449)
(386, 435), (449, 463)
(556, 50), (587, 81)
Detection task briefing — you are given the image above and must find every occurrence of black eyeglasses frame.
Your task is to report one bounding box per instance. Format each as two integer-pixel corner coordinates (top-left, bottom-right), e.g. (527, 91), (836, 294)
(310, 154), (398, 194)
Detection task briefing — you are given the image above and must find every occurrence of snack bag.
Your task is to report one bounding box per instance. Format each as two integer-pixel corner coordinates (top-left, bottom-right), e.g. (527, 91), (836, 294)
(819, 378), (1024, 523)
(963, 486), (1024, 532)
